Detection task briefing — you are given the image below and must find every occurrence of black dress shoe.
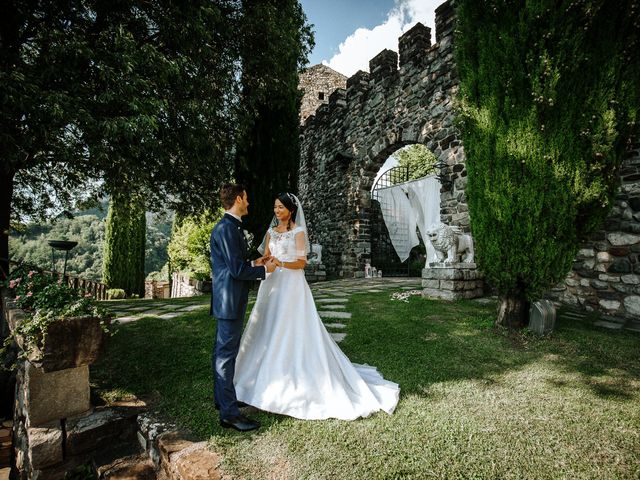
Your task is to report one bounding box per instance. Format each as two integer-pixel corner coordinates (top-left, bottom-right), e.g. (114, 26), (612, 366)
(215, 401), (248, 410)
(220, 414), (260, 432)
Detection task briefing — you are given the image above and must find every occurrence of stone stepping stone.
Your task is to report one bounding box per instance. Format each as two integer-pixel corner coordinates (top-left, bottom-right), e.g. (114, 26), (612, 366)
(139, 310), (165, 317)
(115, 316), (139, 324)
(316, 298), (348, 304)
(318, 311), (352, 319)
(158, 312), (182, 319)
(319, 304), (346, 310)
(324, 323), (346, 329)
(176, 305), (206, 312)
(366, 289), (383, 293)
(325, 292), (350, 297)
(129, 306), (153, 312)
(330, 333), (347, 343)
(593, 320), (623, 330)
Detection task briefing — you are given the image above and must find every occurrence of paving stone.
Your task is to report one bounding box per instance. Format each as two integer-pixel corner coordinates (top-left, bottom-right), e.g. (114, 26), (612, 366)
(316, 298), (348, 303)
(318, 311), (352, 319)
(158, 312), (182, 319)
(177, 305), (207, 312)
(128, 305), (151, 310)
(324, 323), (346, 329)
(139, 310), (165, 317)
(330, 333), (347, 343)
(116, 316), (140, 324)
(319, 304), (347, 310)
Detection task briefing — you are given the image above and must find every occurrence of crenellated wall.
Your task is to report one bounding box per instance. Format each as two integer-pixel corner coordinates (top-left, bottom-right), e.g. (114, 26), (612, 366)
(299, 0), (464, 278)
(298, 0), (640, 325)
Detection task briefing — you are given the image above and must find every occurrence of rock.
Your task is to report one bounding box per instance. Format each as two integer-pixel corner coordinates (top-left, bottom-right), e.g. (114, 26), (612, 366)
(608, 259), (632, 273)
(173, 443), (222, 480)
(598, 299), (621, 310)
(607, 232), (640, 246)
(23, 362), (90, 427)
(623, 295), (640, 316)
(65, 407), (141, 456)
(25, 424), (64, 470)
(621, 274), (640, 284)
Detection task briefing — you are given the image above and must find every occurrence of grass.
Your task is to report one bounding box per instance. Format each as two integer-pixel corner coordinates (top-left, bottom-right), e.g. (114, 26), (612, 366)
(91, 291), (640, 479)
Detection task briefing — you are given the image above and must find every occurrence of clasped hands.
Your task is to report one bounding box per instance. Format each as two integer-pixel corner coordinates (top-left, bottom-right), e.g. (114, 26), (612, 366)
(255, 255), (281, 273)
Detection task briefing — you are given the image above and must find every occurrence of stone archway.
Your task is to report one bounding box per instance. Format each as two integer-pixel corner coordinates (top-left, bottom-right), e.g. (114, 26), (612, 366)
(298, 0), (466, 278)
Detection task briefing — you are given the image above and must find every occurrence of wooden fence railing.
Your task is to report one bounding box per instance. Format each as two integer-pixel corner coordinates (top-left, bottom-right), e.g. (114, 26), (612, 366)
(7, 259), (108, 301)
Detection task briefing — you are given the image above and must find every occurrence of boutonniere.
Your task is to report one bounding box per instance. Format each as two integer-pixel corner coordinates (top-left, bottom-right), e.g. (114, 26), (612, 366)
(243, 229), (254, 245)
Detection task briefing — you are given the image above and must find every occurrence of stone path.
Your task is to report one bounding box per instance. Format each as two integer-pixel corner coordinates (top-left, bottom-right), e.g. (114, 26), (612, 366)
(102, 278), (423, 342)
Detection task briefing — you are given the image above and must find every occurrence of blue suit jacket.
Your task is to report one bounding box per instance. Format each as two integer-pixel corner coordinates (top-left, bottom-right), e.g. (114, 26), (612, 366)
(210, 213), (265, 319)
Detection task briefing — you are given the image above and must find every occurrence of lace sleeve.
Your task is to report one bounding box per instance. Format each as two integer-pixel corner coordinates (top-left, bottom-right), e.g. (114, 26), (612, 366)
(294, 230), (308, 260)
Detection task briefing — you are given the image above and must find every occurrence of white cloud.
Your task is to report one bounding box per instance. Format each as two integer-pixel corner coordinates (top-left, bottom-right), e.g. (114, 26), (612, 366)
(324, 0), (442, 77)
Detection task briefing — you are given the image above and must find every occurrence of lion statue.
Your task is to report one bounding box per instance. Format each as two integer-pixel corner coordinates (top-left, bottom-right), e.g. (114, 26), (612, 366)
(425, 223), (474, 264)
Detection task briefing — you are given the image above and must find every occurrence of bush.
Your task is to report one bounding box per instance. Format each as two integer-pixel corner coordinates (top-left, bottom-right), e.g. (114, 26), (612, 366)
(2, 268), (111, 356)
(168, 210), (223, 280)
(107, 289), (126, 300)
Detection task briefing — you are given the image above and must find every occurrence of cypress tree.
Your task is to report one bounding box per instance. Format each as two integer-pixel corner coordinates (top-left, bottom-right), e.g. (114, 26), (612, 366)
(102, 194), (146, 297)
(234, 0), (313, 246)
(455, 0), (640, 328)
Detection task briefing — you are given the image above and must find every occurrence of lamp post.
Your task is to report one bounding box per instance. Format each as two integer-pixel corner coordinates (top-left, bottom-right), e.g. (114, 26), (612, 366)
(48, 240), (78, 277)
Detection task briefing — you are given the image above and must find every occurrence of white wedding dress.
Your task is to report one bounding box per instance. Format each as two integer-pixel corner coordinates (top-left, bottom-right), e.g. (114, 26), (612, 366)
(234, 226), (400, 420)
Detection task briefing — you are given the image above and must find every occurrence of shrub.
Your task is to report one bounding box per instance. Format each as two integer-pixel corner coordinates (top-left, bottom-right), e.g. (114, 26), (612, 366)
(168, 210), (223, 280)
(107, 289), (126, 300)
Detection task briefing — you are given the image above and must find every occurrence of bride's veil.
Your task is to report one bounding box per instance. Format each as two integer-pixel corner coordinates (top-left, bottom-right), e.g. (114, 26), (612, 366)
(257, 193), (310, 257)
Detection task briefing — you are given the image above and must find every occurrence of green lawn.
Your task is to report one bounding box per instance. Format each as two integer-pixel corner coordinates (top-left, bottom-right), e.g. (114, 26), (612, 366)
(91, 291), (640, 479)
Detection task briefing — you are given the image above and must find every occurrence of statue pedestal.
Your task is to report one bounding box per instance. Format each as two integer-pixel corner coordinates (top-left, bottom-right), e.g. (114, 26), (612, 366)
(422, 262), (484, 300)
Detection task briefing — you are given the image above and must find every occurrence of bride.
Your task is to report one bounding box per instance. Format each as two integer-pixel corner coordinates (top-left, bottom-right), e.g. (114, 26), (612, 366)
(234, 192), (400, 420)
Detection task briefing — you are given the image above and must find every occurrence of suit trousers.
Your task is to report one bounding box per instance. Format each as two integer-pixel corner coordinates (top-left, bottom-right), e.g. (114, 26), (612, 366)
(212, 309), (246, 419)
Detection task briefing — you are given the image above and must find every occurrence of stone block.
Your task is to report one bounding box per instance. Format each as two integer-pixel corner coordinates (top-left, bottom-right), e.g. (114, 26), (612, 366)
(607, 232), (640, 246)
(623, 295), (640, 316)
(65, 406), (141, 456)
(27, 424), (63, 470)
(24, 363), (90, 427)
(173, 443), (222, 480)
(422, 279), (440, 289)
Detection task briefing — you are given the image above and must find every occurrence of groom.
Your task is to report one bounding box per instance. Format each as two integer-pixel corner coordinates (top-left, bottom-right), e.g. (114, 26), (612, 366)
(210, 183), (276, 432)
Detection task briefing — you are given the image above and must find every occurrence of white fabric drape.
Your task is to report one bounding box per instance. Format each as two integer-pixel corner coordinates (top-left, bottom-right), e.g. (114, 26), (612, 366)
(377, 186), (420, 262)
(406, 176), (441, 264)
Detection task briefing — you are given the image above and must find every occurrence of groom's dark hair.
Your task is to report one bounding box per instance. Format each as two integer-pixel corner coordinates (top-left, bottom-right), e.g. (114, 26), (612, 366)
(220, 183), (246, 209)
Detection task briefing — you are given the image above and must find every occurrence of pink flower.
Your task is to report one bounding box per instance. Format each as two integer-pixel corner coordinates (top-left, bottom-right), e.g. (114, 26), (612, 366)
(15, 295), (21, 300)
(27, 292), (33, 297)
(28, 271), (35, 278)
(15, 277), (21, 284)
(9, 280), (16, 289)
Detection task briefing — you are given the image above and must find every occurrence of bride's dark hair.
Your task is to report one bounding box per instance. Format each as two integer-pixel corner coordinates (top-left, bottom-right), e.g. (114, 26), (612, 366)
(277, 192), (298, 230)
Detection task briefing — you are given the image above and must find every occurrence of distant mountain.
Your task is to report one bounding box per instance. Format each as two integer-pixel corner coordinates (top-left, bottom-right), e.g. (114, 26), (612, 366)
(10, 202), (172, 282)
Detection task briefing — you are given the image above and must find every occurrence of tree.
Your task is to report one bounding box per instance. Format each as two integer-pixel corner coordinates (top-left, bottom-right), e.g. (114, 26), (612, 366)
(0, 0), (237, 280)
(234, 0), (313, 245)
(168, 209), (223, 281)
(455, 0), (640, 328)
(393, 145), (437, 181)
(102, 195), (146, 296)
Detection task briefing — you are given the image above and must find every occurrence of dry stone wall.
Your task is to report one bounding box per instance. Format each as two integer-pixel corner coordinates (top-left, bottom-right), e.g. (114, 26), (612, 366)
(298, 0), (640, 324)
(299, 0), (464, 278)
(547, 144), (640, 324)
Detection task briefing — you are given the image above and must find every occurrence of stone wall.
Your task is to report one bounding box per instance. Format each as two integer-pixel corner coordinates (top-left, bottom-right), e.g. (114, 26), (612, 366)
(548, 144), (640, 323)
(299, 0), (464, 278)
(299, 65), (347, 124)
(170, 273), (211, 298)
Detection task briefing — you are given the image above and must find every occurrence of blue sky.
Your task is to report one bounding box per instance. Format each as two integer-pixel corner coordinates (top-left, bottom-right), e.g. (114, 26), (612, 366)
(300, 0), (394, 65)
(299, 0), (442, 76)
